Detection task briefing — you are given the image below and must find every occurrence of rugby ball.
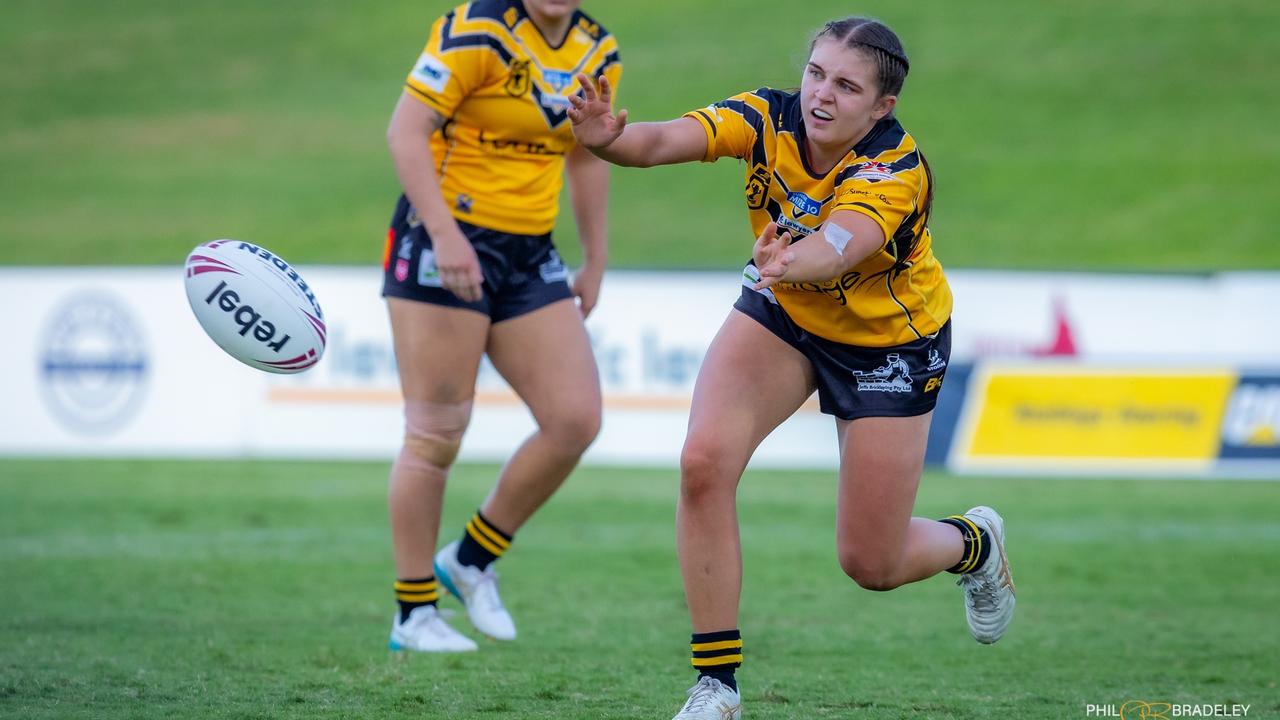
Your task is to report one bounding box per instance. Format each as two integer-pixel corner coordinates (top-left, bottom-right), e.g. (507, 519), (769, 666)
(183, 240), (326, 374)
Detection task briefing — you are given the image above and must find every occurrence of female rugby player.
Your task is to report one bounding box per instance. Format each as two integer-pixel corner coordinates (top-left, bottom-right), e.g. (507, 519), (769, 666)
(383, 0), (620, 653)
(569, 17), (1014, 718)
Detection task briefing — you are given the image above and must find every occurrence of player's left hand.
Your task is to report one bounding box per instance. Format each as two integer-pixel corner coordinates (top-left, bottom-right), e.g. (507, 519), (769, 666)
(752, 221), (794, 290)
(572, 260), (605, 319)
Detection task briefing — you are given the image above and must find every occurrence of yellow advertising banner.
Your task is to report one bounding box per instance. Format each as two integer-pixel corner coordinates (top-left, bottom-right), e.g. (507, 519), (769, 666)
(960, 368), (1236, 464)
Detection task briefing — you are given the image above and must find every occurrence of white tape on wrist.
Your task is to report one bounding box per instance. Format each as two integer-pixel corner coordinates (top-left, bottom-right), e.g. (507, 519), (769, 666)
(824, 223), (852, 255)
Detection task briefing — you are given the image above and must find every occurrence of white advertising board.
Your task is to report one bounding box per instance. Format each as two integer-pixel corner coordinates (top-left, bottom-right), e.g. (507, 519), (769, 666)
(2, 267), (1278, 470)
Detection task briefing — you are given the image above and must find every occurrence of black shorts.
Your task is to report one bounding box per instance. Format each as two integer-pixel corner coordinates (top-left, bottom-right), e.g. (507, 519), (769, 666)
(734, 285), (951, 421)
(381, 194), (573, 322)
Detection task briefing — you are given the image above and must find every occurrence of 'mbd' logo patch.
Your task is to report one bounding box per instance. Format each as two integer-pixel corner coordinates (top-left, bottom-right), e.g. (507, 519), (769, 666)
(411, 52), (452, 93)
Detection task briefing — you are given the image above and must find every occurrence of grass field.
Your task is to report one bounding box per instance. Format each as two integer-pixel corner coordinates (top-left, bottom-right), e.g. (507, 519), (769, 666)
(3, 0), (1279, 271)
(2, 460), (1277, 719)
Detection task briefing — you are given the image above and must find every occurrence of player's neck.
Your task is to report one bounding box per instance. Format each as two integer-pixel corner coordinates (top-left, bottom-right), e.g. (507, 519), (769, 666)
(805, 120), (877, 174)
(804, 139), (845, 176)
(525, 9), (573, 47)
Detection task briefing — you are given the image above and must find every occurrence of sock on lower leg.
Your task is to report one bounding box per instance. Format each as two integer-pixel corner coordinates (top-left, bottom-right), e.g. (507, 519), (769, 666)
(456, 510), (513, 570)
(939, 515), (991, 574)
(691, 629), (742, 692)
(395, 577), (438, 623)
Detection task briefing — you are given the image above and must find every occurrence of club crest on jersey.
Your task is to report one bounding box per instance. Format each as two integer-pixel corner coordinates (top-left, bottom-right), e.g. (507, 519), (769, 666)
(745, 164), (770, 210)
(853, 161), (895, 183)
(787, 192), (822, 217)
(505, 59), (532, 97)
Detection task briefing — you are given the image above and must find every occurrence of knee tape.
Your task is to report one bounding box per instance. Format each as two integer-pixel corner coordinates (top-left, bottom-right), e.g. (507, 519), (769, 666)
(402, 399), (473, 469)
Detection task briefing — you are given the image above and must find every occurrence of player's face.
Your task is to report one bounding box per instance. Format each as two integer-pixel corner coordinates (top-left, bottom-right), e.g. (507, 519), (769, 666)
(801, 40), (897, 152)
(523, 0), (581, 20)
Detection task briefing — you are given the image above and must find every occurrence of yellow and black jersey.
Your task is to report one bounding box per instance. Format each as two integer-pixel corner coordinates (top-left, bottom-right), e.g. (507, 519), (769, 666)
(684, 88), (951, 348)
(404, 0), (621, 235)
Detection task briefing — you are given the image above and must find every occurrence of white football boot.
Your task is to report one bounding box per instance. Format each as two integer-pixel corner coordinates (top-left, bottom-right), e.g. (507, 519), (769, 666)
(957, 505), (1016, 644)
(434, 540), (517, 641)
(671, 677), (742, 720)
(388, 605), (478, 653)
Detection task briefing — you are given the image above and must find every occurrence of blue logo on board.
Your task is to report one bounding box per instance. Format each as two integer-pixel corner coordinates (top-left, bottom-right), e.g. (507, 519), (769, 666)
(39, 291), (149, 434)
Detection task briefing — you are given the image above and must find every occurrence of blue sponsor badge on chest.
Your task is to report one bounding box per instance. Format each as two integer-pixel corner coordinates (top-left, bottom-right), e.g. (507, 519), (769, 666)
(788, 192), (822, 217)
(542, 69), (574, 91)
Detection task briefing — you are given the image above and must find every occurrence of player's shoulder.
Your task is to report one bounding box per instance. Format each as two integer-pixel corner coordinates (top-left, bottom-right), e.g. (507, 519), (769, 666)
(712, 87), (797, 127)
(855, 116), (918, 161)
(835, 117), (925, 184)
(569, 6), (616, 43)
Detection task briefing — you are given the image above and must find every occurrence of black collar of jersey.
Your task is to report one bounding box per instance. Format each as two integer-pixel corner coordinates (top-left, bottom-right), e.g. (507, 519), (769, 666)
(483, 0), (592, 50)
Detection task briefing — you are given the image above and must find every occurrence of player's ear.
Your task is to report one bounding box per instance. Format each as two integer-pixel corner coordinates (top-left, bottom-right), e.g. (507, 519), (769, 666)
(872, 94), (896, 120)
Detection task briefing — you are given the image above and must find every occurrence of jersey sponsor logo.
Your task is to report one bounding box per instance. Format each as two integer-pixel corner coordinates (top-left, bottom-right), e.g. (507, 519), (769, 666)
(853, 161), (895, 183)
(539, 93), (571, 111)
(542, 69), (574, 92)
(456, 194), (474, 213)
(745, 164), (770, 210)
(853, 353), (914, 393)
(411, 52), (452, 93)
(787, 191), (822, 217)
(505, 58), (532, 96)
(775, 214), (813, 238)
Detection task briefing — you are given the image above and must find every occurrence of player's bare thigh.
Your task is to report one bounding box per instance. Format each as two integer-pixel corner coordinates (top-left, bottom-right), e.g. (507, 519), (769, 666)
(485, 298), (601, 442)
(387, 297), (490, 403)
(683, 309), (816, 485)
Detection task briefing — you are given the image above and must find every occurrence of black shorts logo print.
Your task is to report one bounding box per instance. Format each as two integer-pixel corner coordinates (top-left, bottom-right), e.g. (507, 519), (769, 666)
(853, 353), (913, 393)
(538, 250), (568, 283)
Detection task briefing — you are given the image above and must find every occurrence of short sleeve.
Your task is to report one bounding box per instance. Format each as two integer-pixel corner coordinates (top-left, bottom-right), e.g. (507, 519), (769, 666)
(832, 156), (923, 246)
(681, 92), (762, 162)
(403, 13), (494, 117)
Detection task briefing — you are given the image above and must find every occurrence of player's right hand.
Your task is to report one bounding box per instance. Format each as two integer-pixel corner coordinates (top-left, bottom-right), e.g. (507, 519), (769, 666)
(433, 227), (484, 302)
(568, 73), (628, 150)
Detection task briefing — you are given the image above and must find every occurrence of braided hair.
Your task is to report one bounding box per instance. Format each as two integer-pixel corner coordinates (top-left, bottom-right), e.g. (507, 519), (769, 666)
(810, 17), (909, 97)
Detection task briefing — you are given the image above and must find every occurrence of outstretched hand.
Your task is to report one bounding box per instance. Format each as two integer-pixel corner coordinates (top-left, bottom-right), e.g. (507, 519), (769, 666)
(567, 73), (629, 150)
(752, 222), (794, 290)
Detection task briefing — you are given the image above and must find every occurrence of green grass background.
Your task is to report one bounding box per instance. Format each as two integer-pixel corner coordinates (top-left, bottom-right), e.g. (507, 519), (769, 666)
(2, 0), (1278, 270)
(2, 460), (1277, 719)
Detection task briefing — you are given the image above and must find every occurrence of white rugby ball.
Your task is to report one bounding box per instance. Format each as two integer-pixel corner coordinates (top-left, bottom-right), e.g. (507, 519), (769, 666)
(183, 239), (326, 374)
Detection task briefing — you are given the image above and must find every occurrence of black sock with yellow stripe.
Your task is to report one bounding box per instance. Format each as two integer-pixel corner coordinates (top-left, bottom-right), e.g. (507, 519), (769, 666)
(940, 515), (991, 574)
(691, 629), (742, 692)
(456, 510), (512, 570)
(394, 577), (438, 623)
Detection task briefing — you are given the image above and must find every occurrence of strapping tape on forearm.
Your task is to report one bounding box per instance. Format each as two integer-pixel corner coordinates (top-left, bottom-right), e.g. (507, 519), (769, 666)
(824, 223), (852, 255)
